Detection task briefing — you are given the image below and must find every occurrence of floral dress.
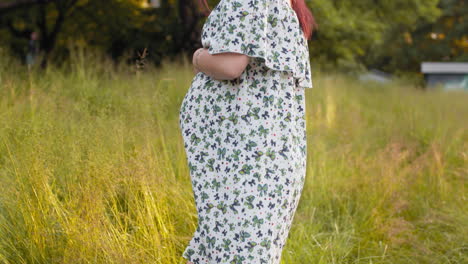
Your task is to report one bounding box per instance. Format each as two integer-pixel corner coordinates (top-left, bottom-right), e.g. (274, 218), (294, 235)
(179, 0), (313, 263)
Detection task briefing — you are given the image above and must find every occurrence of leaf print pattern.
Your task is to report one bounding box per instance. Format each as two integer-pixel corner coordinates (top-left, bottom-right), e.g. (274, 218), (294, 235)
(202, 0), (313, 89)
(179, 0), (309, 263)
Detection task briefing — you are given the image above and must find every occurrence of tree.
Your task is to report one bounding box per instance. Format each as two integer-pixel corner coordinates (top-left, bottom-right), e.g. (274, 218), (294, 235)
(0, 0), (453, 75)
(0, 0), (205, 68)
(308, 0), (441, 73)
(0, 0), (79, 67)
(364, 0), (467, 74)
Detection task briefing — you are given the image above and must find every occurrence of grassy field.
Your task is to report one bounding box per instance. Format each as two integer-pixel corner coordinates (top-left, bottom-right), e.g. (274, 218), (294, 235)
(0, 50), (467, 264)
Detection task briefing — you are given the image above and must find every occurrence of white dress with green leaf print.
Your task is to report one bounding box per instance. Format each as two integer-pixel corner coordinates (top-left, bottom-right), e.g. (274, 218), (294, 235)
(179, 0), (313, 263)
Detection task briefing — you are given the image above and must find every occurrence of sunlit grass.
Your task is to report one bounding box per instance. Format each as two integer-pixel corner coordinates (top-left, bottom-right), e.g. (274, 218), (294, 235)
(0, 49), (466, 264)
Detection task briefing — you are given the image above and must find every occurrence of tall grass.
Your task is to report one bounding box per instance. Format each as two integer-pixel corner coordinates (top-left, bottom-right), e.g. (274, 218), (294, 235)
(0, 49), (466, 264)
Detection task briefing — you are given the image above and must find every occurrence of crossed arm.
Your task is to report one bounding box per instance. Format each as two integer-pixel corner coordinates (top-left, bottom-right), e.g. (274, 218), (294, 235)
(192, 48), (251, 81)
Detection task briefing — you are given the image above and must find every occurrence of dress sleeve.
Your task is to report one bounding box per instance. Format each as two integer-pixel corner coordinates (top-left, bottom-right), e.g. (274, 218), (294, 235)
(201, 0), (313, 89)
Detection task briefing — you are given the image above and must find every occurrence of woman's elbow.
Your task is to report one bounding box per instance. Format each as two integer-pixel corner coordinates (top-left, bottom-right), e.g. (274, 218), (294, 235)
(226, 56), (250, 79)
(226, 68), (244, 80)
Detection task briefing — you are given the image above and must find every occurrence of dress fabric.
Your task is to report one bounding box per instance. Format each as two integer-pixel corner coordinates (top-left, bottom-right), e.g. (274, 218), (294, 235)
(179, 0), (313, 263)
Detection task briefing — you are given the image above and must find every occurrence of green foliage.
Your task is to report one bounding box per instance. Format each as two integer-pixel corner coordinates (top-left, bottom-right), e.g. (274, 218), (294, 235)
(0, 0), (466, 74)
(365, 0), (468, 74)
(0, 0), (181, 66)
(309, 0), (441, 73)
(0, 50), (467, 263)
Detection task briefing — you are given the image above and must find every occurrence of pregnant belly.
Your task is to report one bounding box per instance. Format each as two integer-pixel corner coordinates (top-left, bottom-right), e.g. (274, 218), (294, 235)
(179, 72), (205, 130)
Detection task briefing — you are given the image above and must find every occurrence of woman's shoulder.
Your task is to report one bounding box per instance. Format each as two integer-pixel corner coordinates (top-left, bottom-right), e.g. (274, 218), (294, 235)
(201, 0), (313, 89)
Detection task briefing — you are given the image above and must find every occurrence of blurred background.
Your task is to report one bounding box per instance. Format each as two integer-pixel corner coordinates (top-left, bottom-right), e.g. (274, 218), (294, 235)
(0, 0), (467, 88)
(0, 1), (467, 264)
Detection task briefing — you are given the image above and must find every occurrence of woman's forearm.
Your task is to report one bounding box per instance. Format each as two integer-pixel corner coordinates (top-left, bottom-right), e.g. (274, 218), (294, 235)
(193, 48), (250, 81)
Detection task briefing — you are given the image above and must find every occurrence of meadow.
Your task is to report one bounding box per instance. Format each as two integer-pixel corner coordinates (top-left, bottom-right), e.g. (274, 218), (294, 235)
(0, 49), (467, 264)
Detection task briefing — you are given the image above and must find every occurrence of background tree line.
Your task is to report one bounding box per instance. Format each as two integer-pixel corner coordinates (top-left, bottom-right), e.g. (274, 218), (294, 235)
(0, 0), (467, 76)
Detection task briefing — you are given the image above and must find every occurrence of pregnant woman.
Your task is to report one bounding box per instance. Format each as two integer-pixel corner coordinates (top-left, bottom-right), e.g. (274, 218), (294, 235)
(179, 0), (317, 263)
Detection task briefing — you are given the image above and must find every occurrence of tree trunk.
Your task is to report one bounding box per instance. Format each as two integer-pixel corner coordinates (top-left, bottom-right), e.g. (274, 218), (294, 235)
(177, 0), (204, 60)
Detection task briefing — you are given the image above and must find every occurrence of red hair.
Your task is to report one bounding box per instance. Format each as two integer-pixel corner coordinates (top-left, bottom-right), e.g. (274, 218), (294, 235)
(196, 0), (318, 40)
